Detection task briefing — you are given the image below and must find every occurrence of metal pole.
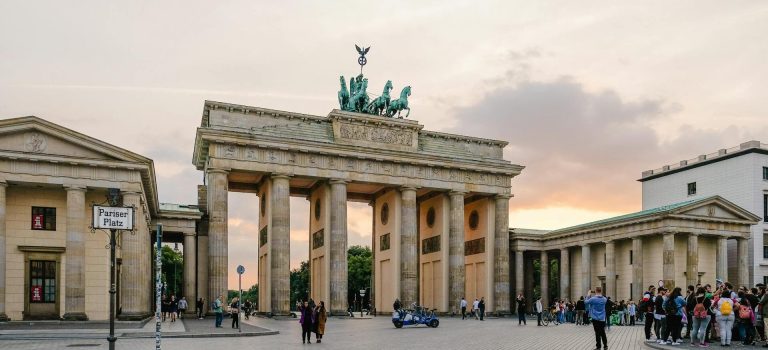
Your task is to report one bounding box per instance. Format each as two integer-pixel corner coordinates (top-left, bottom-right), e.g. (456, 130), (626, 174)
(155, 224), (163, 350)
(108, 229), (117, 350)
(238, 274), (242, 333)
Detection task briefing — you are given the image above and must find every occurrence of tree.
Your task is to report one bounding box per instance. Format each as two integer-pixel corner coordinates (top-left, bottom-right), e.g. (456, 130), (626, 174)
(154, 245), (183, 298)
(347, 245), (372, 311)
(290, 260), (310, 310)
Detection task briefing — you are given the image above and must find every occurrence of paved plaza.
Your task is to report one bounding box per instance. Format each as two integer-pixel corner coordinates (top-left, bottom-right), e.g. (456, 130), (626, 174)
(0, 316), (652, 350)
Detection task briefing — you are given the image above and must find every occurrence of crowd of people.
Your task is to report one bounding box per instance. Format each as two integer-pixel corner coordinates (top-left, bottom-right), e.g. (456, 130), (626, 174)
(641, 281), (768, 347)
(159, 295), (188, 322)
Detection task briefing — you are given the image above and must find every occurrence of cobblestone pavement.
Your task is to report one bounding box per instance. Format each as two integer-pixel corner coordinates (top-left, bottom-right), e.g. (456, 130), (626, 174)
(0, 317), (651, 350)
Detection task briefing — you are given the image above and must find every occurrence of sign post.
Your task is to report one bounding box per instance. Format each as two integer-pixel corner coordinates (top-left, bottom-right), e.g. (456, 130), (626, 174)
(359, 290), (366, 318)
(92, 191), (135, 350)
(155, 224), (163, 349)
(237, 265), (245, 333)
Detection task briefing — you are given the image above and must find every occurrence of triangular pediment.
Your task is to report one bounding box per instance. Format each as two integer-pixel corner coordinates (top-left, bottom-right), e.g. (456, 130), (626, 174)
(671, 196), (761, 222)
(0, 116), (151, 164)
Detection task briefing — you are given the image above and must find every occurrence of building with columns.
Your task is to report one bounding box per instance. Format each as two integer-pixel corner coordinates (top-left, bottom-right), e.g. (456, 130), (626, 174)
(192, 101), (523, 316)
(641, 141), (768, 286)
(510, 196), (758, 311)
(0, 116), (201, 321)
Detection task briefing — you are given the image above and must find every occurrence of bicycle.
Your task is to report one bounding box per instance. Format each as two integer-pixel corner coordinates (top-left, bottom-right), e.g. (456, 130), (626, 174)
(541, 310), (559, 326)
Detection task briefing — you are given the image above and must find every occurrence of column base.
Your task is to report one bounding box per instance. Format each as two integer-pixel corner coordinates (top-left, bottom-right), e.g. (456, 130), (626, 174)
(117, 312), (153, 321)
(62, 312), (89, 321)
(0, 313), (9, 322)
(493, 311), (512, 317)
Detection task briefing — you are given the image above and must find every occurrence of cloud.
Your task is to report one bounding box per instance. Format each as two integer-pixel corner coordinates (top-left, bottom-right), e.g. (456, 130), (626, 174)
(450, 75), (766, 213)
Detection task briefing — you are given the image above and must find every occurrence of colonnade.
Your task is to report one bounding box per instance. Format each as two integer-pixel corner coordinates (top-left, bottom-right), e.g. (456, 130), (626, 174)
(513, 233), (750, 311)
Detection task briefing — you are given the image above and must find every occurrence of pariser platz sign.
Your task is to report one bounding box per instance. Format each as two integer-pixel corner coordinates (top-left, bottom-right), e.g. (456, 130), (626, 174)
(93, 205), (135, 230)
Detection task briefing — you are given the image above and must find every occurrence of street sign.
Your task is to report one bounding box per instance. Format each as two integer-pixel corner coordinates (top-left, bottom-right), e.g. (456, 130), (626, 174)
(359, 289), (366, 295)
(93, 205), (134, 230)
(237, 265), (245, 275)
(658, 280), (664, 288)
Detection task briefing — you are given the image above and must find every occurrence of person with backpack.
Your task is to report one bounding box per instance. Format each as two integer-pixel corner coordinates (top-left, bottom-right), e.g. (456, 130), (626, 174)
(576, 296), (586, 326)
(664, 287), (686, 345)
(715, 289), (736, 346)
(655, 287), (669, 344)
(690, 287), (712, 346)
(737, 291), (756, 345)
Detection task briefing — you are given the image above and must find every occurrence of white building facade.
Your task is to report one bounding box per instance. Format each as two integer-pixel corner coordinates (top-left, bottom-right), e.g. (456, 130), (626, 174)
(641, 140), (768, 286)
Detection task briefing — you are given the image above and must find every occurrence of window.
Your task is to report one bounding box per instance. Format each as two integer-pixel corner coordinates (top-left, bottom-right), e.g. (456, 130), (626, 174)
(259, 226), (268, 247)
(687, 182), (697, 196)
(464, 237), (486, 256)
(31, 207), (56, 231)
(764, 234), (768, 259)
(764, 194), (768, 222)
(763, 167), (768, 180)
(421, 235), (441, 254)
(312, 229), (324, 249)
(630, 250), (634, 265)
(30, 260), (56, 303)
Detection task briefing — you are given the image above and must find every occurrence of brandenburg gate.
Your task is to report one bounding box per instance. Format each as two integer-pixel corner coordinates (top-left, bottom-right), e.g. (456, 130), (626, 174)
(192, 100), (523, 316)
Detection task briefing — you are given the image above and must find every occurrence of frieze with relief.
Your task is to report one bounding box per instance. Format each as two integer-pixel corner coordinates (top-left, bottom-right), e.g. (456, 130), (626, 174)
(214, 144), (511, 189)
(338, 124), (413, 146)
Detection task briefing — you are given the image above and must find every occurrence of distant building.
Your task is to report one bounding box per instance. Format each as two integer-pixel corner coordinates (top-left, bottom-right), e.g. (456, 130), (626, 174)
(640, 140), (768, 285)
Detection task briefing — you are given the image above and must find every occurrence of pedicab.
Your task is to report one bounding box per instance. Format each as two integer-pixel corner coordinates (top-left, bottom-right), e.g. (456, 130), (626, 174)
(392, 303), (439, 328)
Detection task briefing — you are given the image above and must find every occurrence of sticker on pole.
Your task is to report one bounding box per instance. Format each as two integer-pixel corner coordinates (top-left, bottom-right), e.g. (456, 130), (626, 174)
(237, 265), (245, 275)
(93, 205), (135, 230)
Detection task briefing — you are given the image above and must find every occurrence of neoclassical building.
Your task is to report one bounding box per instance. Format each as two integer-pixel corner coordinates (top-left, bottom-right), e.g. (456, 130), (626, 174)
(0, 117), (200, 321)
(510, 196), (758, 311)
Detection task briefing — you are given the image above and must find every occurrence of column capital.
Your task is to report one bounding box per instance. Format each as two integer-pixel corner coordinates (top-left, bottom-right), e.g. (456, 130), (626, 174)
(206, 168), (230, 175)
(121, 190), (142, 197)
(64, 184), (87, 192)
(581, 243), (591, 248)
(270, 173), (291, 180)
(603, 240), (615, 245)
(448, 190), (467, 197)
(560, 247), (569, 253)
(400, 185), (419, 192)
(494, 193), (512, 200)
(329, 178), (348, 185)
(663, 231), (677, 236)
(689, 232), (700, 237)
(0, 180), (7, 188)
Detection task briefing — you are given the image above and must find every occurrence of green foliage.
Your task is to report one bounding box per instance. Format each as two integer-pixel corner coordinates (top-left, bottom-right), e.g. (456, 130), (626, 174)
(153, 245), (183, 297)
(532, 258), (559, 304)
(290, 260), (310, 310)
(347, 245), (372, 310)
(229, 284), (259, 306)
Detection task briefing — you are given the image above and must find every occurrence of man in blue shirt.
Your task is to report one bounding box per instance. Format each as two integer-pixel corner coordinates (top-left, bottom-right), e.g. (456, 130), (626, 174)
(586, 287), (608, 350)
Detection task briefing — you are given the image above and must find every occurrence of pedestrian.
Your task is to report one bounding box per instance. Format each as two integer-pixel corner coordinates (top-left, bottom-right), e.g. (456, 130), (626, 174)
(586, 287), (608, 350)
(605, 297), (613, 330)
(737, 291), (756, 345)
(664, 287), (685, 345)
(178, 296), (188, 319)
(314, 301), (327, 343)
(230, 297), (240, 329)
(479, 297), (485, 321)
(161, 295), (169, 322)
(461, 297), (468, 320)
(243, 299), (252, 320)
(690, 286), (711, 347)
(576, 296), (586, 325)
(642, 286), (656, 342)
(170, 295), (178, 323)
(516, 293), (527, 325)
(535, 296), (543, 326)
(628, 300), (636, 326)
(654, 287), (669, 344)
(196, 298), (205, 319)
(213, 295), (224, 328)
(617, 300), (626, 326)
(758, 285), (768, 344)
(299, 300), (314, 344)
(684, 285), (695, 338)
(715, 288), (736, 346)
(473, 298), (480, 320)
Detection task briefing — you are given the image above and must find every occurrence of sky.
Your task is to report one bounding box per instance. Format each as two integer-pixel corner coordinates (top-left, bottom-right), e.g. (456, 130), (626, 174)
(1, 1), (767, 289)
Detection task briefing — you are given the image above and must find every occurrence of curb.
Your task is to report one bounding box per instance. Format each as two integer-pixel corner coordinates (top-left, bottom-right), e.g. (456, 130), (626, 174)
(0, 330), (279, 340)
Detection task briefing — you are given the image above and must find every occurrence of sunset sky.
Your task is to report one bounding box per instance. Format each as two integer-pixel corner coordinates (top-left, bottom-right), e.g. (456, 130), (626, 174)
(1, 1), (767, 288)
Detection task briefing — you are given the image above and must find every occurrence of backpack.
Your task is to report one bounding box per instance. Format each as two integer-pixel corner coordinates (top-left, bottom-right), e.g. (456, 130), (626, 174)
(720, 299), (732, 316)
(211, 301), (217, 310)
(739, 304), (752, 319)
(664, 299), (678, 316)
(693, 302), (708, 319)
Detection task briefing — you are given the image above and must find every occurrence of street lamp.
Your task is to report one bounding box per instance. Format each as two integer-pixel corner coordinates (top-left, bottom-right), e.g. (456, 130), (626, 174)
(173, 243), (179, 296)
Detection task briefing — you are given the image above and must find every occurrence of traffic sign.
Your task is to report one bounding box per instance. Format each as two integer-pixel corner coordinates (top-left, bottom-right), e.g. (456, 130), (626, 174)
(237, 265), (245, 275)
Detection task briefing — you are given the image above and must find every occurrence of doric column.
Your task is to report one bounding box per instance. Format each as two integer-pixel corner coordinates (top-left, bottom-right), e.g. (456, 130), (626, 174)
(663, 232), (675, 290)
(515, 250), (525, 301)
(119, 191), (143, 319)
(183, 232), (197, 313)
(448, 191), (465, 314)
(716, 237), (728, 281)
(604, 240), (615, 297)
(559, 248), (570, 301)
(270, 174), (291, 315)
(196, 234), (209, 314)
(400, 186), (418, 308)
(63, 185), (88, 320)
(686, 233), (699, 287)
(494, 194), (511, 314)
(525, 254), (534, 312)
(581, 244), (591, 293)
(540, 250), (549, 308)
(329, 179), (348, 315)
(207, 168), (229, 308)
(631, 237), (643, 301)
(737, 237), (749, 287)
(0, 182), (7, 321)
